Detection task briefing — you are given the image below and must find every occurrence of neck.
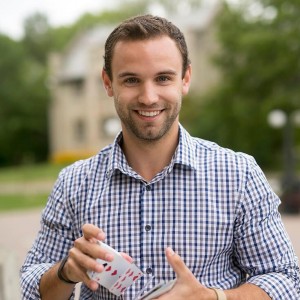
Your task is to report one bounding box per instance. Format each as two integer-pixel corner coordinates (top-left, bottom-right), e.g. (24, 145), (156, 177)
(121, 125), (179, 182)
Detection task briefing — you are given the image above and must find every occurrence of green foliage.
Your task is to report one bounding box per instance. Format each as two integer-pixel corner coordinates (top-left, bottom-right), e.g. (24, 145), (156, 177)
(0, 4), (147, 167)
(182, 0), (300, 169)
(11, 0), (297, 169)
(50, 2), (149, 51)
(0, 34), (49, 166)
(23, 13), (53, 63)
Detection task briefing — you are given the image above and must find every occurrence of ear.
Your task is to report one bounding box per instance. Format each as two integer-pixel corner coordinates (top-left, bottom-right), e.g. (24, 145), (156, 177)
(102, 69), (114, 97)
(182, 64), (192, 96)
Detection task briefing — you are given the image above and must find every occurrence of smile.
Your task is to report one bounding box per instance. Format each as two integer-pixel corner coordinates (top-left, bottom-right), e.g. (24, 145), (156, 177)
(138, 110), (161, 117)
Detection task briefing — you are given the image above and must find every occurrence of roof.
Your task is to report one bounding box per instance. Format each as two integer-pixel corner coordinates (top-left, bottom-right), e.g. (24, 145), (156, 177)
(58, 26), (113, 81)
(57, 0), (221, 81)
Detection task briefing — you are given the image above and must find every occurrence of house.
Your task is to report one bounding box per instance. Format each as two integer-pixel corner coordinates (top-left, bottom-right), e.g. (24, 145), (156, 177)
(48, 1), (221, 163)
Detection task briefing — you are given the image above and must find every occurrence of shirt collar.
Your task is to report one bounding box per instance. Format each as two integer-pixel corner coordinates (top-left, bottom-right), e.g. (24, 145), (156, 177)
(106, 124), (197, 179)
(172, 124), (197, 170)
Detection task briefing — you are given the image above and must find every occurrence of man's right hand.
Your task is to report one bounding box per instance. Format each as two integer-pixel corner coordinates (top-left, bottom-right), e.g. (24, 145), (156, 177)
(62, 224), (134, 291)
(40, 224), (134, 300)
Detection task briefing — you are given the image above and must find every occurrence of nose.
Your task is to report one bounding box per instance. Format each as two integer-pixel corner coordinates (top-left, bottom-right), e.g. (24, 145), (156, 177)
(138, 82), (159, 105)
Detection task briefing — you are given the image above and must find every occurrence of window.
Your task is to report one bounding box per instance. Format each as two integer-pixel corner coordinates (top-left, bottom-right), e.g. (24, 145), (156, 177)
(102, 117), (121, 137)
(74, 119), (85, 142)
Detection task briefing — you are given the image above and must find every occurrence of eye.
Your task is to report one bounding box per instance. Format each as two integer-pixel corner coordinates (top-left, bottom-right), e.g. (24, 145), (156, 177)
(156, 75), (171, 84)
(124, 77), (139, 85)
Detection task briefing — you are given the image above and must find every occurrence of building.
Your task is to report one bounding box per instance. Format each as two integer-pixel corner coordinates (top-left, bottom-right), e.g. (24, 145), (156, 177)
(48, 1), (221, 163)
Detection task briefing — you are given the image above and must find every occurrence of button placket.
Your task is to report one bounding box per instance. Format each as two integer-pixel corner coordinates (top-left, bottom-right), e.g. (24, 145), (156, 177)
(141, 182), (155, 280)
(146, 267), (153, 274)
(145, 224), (152, 232)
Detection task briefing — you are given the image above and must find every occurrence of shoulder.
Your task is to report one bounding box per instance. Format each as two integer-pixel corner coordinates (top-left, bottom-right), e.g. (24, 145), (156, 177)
(57, 144), (113, 184)
(179, 126), (257, 176)
(190, 135), (256, 169)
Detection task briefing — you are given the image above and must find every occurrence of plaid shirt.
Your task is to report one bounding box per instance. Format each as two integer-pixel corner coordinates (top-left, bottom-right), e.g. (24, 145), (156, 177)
(21, 125), (300, 299)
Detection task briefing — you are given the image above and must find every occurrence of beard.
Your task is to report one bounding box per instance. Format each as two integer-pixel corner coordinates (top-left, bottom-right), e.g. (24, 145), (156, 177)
(114, 98), (181, 142)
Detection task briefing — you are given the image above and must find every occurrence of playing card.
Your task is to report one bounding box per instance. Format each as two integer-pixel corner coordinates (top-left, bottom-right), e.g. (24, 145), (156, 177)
(87, 241), (131, 291)
(138, 279), (176, 300)
(109, 263), (143, 296)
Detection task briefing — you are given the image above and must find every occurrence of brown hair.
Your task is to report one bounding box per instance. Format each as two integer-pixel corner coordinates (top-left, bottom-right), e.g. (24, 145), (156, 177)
(104, 14), (191, 79)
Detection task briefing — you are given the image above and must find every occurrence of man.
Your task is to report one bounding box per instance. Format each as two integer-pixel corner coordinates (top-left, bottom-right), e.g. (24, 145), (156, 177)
(21, 14), (300, 300)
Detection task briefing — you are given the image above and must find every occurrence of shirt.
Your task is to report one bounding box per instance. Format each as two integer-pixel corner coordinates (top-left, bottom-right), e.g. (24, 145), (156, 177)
(20, 125), (300, 300)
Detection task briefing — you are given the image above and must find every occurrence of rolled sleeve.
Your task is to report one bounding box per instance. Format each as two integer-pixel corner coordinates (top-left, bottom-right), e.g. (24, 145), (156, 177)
(20, 167), (77, 299)
(248, 271), (299, 299)
(234, 158), (300, 299)
(20, 260), (53, 300)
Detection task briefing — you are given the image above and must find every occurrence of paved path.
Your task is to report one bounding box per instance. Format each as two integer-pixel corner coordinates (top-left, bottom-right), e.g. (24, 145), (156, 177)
(0, 181), (54, 195)
(0, 209), (299, 298)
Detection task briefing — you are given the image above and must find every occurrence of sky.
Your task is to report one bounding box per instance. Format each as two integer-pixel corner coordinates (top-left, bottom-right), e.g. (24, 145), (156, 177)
(0, 0), (118, 39)
(0, 0), (237, 40)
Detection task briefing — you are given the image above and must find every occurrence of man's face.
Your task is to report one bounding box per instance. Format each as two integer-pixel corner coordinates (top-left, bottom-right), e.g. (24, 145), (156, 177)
(102, 36), (191, 142)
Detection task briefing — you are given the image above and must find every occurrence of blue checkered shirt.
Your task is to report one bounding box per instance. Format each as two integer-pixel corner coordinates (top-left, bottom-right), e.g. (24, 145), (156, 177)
(21, 125), (300, 299)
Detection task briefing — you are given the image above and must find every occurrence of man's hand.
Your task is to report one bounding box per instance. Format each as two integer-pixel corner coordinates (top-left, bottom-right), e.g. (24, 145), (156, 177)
(155, 248), (216, 300)
(62, 224), (132, 291)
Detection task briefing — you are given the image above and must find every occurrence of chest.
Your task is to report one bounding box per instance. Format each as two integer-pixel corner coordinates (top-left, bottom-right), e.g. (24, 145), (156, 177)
(81, 173), (236, 267)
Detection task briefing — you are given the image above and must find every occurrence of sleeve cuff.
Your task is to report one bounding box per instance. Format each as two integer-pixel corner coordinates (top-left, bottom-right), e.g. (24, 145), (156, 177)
(20, 263), (54, 299)
(247, 272), (299, 299)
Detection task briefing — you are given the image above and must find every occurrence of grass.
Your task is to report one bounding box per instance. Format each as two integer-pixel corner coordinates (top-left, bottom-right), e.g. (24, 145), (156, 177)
(0, 163), (67, 182)
(0, 163), (67, 212)
(0, 194), (49, 211)
(0, 164), (65, 183)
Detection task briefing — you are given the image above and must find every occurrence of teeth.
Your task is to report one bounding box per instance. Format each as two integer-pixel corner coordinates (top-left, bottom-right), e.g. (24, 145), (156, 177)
(138, 110), (160, 117)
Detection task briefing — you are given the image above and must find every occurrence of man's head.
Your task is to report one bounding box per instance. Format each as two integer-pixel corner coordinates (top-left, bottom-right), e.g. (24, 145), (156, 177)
(104, 14), (190, 80)
(102, 15), (192, 144)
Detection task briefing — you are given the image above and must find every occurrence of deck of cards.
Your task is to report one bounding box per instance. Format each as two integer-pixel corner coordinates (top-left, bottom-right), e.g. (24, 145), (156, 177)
(87, 241), (143, 296)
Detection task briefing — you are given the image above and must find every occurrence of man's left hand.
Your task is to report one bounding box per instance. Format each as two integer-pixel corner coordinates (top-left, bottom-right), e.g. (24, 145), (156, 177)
(155, 247), (216, 300)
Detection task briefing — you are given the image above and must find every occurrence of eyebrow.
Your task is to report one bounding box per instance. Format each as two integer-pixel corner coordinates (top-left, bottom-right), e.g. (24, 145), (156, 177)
(118, 70), (178, 78)
(118, 72), (137, 78)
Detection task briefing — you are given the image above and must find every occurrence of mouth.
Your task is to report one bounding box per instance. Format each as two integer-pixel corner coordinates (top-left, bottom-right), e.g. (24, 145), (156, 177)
(137, 110), (162, 117)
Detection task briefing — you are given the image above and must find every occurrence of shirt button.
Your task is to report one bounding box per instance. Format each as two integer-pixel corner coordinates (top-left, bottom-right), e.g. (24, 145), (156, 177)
(146, 267), (153, 274)
(145, 224), (152, 232)
(146, 185), (151, 191)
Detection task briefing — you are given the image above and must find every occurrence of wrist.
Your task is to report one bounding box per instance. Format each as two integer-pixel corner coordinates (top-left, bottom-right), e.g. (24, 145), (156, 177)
(57, 256), (78, 284)
(209, 287), (227, 300)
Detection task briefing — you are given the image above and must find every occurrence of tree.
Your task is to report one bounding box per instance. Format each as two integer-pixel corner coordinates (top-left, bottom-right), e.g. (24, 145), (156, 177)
(23, 13), (53, 63)
(0, 13), (52, 166)
(182, 0), (300, 169)
(0, 34), (48, 165)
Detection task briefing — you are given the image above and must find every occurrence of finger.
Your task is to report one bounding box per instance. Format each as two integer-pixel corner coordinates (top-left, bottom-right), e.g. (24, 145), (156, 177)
(69, 247), (104, 274)
(120, 252), (134, 263)
(82, 224), (105, 241)
(165, 247), (193, 280)
(73, 237), (114, 262)
(65, 256), (100, 291)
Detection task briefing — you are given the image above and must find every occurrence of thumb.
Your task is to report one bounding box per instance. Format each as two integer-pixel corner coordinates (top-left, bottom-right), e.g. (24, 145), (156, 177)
(165, 247), (193, 280)
(82, 224), (105, 242)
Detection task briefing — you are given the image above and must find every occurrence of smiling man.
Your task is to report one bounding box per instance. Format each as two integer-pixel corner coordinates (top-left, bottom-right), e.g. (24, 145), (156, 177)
(103, 35), (190, 182)
(20, 15), (300, 300)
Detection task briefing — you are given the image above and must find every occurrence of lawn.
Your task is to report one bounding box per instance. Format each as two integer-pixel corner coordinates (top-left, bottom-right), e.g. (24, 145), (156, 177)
(0, 163), (67, 211)
(0, 194), (49, 211)
(0, 163), (66, 182)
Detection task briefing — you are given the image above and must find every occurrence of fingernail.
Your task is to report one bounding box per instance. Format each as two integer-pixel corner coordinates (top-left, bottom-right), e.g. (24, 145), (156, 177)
(97, 231), (105, 240)
(105, 253), (114, 261)
(167, 247), (175, 256)
(96, 263), (103, 272)
(90, 281), (99, 291)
